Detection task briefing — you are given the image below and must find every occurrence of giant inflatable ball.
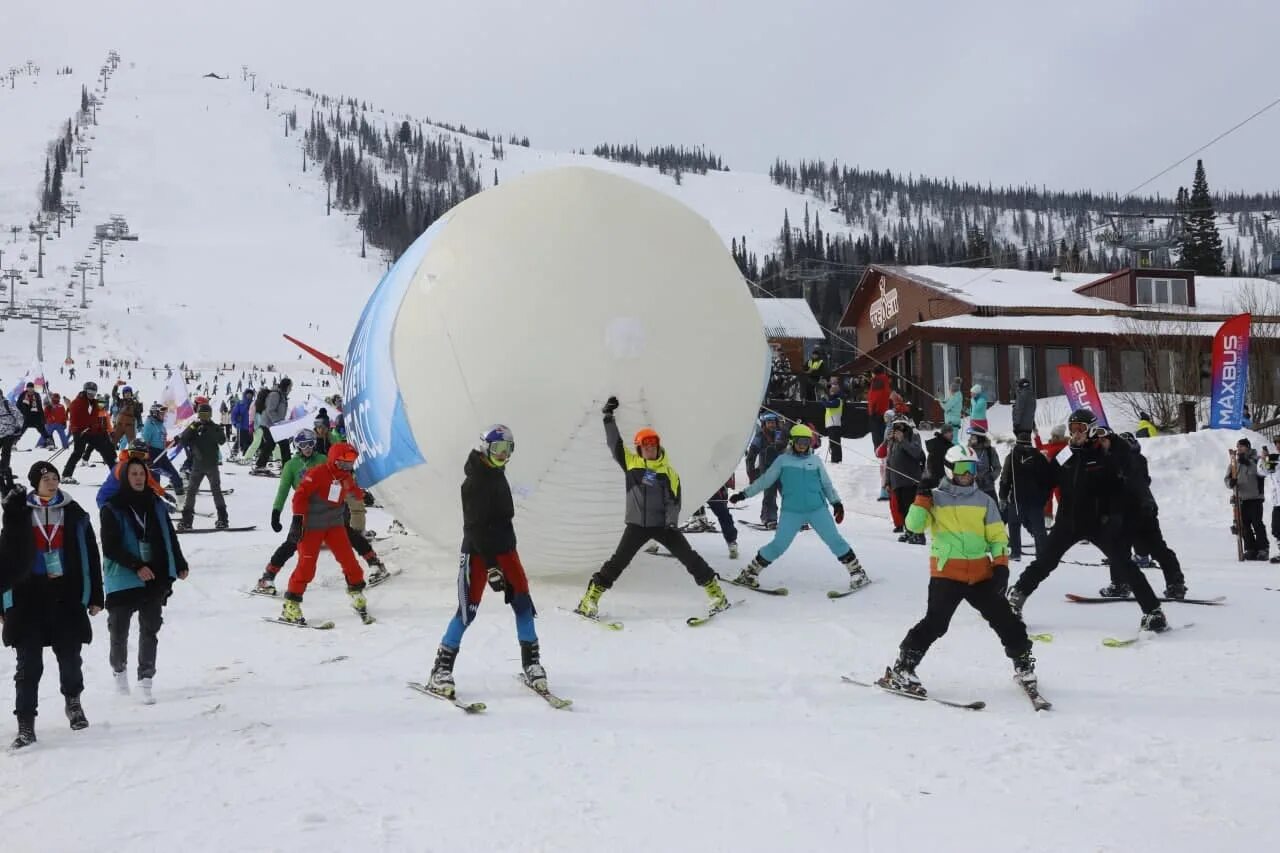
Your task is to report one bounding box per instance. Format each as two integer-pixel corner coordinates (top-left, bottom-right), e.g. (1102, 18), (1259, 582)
(344, 167), (768, 572)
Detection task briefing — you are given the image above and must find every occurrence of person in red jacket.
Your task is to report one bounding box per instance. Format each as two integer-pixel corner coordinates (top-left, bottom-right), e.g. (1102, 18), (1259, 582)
(279, 443), (369, 626)
(62, 383), (117, 483)
(866, 366), (892, 451)
(1033, 424), (1069, 525)
(41, 393), (70, 449)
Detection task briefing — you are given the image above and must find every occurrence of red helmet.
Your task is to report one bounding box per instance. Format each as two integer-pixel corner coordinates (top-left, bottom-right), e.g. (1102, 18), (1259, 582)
(328, 442), (359, 473)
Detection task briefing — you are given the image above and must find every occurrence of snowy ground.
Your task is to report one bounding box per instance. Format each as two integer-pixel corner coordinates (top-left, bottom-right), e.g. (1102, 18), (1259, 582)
(1, 427), (1277, 852)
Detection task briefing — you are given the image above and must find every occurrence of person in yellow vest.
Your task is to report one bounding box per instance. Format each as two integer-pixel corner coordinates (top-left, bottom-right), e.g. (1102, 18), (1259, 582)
(803, 347), (827, 400)
(1135, 411), (1158, 438)
(820, 377), (845, 464)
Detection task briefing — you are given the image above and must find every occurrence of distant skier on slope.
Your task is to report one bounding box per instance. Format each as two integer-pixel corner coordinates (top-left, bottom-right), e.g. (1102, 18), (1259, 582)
(175, 403), (228, 531)
(574, 396), (730, 620)
(730, 423), (870, 591)
(1007, 409), (1169, 633)
(878, 445), (1036, 698)
(425, 425), (553, 699)
(253, 377), (292, 475)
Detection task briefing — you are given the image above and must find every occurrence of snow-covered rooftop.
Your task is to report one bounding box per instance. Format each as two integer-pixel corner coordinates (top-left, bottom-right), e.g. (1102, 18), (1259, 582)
(887, 265), (1108, 310)
(916, 313), (1280, 337)
(755, 297), (824, 339)
(1188, 275), (1280, 313)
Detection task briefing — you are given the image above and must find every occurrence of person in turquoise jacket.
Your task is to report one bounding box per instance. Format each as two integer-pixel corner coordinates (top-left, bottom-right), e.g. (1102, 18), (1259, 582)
(729, 424), (871, 592)
(940, 377), (964, 444)
(969, 384), (990, 433)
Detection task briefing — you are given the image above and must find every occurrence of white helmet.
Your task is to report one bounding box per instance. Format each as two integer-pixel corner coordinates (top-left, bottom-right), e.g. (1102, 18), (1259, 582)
(943, 445), (977, 482)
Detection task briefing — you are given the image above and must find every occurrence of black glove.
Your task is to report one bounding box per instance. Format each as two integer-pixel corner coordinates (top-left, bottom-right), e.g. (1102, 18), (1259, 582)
(486, 566), (505, 593)
(998, 499), (1008, 514)
(729, 491), (746, 504)
(3, 485), (27, 508)
(601, 396), (619, 417)
(271, 508), (283, 533)
(832, 502), (845, 524)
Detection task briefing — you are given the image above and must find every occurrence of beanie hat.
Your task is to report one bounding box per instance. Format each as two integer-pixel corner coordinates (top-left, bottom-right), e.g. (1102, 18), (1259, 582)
(28, 460), (59, 489)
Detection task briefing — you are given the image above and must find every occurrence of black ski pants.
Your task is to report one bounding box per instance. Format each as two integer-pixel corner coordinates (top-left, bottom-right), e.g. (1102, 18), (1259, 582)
(592, 523), (715, 590)
(902, 575), (1032, 659)
(1240, 499), (1268, 555)
(0, 435), (16, 490)
(62, 432), (115, 477)
(14, 638), (83, 718)
(707, 497), (737, 545)
(1013, 521), (1160, 613)
(1271, 506), (1280, 542)
(1007, 497), (1048, 560)
(1112, 510), (1184, 587)
(255, 428), (291, 469)
(826, 425), (842, 464)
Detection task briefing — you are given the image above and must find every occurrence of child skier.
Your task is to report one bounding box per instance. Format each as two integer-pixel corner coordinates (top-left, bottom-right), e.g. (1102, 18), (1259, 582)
(729, 424), (870, 591)
(879, 446), (1037, 697)
(280, 443), (370, 625)
(574, 397), (729, 619)
(426, 425), (552, 698)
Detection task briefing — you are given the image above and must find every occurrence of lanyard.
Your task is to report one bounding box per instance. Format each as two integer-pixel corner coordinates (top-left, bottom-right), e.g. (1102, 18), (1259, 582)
(130, 509), (149, 542)
(36, 506), (62, 550)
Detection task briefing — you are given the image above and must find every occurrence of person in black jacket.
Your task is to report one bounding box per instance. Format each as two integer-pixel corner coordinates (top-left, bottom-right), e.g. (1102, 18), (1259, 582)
(887, 418), (925, 544)
(923, 422), (953, 484)
(424, 425), (552, 700)
(1008, 410), (1169, 633)
(1101, 432), (1186, 599)
(997, 433), (1052, 563)
(101, 457), (189, 704)
(0, 460), (104, 749)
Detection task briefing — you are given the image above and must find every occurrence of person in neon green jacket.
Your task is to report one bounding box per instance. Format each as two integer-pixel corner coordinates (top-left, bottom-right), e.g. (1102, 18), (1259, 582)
(252, 429), (386, 594)
(876, 445), (1037, 698)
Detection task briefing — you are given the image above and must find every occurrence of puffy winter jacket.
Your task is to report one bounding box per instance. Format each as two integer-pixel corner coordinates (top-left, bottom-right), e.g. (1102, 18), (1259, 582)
(998, 444), (1053, 512)
(1228, 449), (1265, 502)
(906, 480), (1008, 584)
(263, 388), (290, 426)
(1136, 418), (1159, 438)
(141, 417), (167, 451)
(604, 416), (681, 528)
(971, 442), (1001, 494)
(1011, 385), (1036, 434)
(746, 418), (787, 482)
(231, 395), (255, 432)
(17, 391), (44, 427)
(941, 390), (964, 425)
(273, 451), (326, 511)
(866, 374), (891, 418)
(970, 393), (989, 422)
(461, 449), (517, 562)
(887, 431), (924, 488)
(100, 491), (187, 608)
(68, 393), (107, 435)
(178, 419), (225, 472)
(292, 453), (363, 530)
(44, 402), (67, 426)
(0, 398), (22, 438)
(1051, 442), (1126, 531)
(924, 433), (952, 484)
(743, 449), (840, 514)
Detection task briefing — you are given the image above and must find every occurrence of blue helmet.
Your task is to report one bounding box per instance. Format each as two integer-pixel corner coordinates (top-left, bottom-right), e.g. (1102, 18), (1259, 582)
(478, 424), (514, 467)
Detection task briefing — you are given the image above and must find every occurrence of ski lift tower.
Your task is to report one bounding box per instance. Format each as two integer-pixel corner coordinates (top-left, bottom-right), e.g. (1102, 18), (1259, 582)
(1101, 212), (1184, 268)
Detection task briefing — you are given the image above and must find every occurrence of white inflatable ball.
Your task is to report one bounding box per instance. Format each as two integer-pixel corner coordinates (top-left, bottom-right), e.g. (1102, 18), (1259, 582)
(344, 167), (768, 573)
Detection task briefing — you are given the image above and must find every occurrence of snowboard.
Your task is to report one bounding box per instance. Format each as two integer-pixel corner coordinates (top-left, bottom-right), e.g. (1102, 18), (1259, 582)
(178, 525), (257, 534)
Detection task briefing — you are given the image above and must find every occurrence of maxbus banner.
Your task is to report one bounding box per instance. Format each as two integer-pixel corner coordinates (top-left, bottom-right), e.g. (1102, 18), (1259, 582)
(1209, 313), (1251, 430)
(1056, 364), (1109, 428)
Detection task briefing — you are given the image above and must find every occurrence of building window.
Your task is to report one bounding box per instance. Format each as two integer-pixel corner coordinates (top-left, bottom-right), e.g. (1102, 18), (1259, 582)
(1120, 350), (1146, 391)
(1008, 345), (1035, 395)
(1136, 277), (1188, 306)
(1044, 347), (1072, 391)
(877, 326), (898, 345)
(1083, 347), (1108, 390)
(970, 344), (998, 400)
(931, 342), (960, 398)
(1158, 350), (1183, 392)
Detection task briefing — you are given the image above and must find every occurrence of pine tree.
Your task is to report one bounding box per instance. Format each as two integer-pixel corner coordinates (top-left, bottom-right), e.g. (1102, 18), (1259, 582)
(1177, 160), (1226, 275)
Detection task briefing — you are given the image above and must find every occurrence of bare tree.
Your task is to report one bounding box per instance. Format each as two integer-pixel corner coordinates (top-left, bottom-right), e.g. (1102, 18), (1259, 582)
(1115, 310), (1208, 429)
(1227, 281), (1280, 423)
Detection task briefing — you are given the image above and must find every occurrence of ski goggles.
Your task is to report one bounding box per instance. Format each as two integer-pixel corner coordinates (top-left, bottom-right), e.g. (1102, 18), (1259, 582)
(334, 459), (355, 472)
(949, 460), (976, 476)
(295, 439), (317, 452)
(1067, 422), (1090, 435)
(637, 437), (660, 449)
(488, 439), (514, 460)
(792, 436), (813, 450)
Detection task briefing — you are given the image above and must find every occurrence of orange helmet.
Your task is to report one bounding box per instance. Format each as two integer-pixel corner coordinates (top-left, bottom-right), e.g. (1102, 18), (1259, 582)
(633, 428), (660, 448)
(328, 442), (359, 473)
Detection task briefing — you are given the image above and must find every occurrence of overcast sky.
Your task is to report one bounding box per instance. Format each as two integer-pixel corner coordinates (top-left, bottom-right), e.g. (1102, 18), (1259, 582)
(5, 0), (1278, 197)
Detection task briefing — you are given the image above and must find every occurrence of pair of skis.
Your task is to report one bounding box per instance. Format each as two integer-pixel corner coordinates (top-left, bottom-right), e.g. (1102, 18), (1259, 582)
(407, 675), (572, 713)
(559, 599), (744, 630)
(724, 575), (872, 600)
(841, 672), (1051, 712)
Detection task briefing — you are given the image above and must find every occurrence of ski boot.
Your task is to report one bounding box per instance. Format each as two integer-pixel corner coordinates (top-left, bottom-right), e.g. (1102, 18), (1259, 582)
(702, 578), (730, 614)
(840, 551), (871, 590)
(138, 678), (155, 706)
(1098, 582), (1131, 599)
(280, 598), (306, 625)
(520, 641), (548, 693)
(574, 581), (606, 618)
(427, 646), (457, 698)
(878, 487), (890, 501)
(762, 520), (778, 531)
(1163, 583), (1187, 601)
(11, 715), (35, 750)
(348, 585), (372, 623)
(176, 518), (192, 533)
(879, 648), (926, 696)
(896, 531), (910, 542)
(214, 516), (230, 531)
(727, 541), (739, 560)
(1140, 607), (1170, 633)
(255, 570), (278, 595)
(65, 695), (88, 731)
(1007, 585), (1028, 616)
(909, 533), (927, 545)
(732, 556), (767, 589)
(113, 670), (130, 695)
(1012, 651), (1037, 687)
(366, 557), (390, 585)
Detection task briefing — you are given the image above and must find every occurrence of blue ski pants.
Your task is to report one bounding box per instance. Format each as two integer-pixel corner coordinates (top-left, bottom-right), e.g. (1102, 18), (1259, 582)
(759, 508), (850, 563)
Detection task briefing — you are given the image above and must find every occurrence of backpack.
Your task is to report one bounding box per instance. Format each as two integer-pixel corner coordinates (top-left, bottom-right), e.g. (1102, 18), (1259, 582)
(254, 387), (270, 414)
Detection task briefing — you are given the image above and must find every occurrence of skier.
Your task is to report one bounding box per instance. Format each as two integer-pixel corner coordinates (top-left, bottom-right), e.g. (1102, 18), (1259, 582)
(939, 377), (964, 443)
(967, 425), (1001, 500)
(887, 417), (925, 545)
(819, 377), (845, 464)
(253, 377), (292, 474)
(101, 455), (189, 703)
(729, 424), (870, 591)
(41, 393), (69, 449)
(574, 397), (729, 619)
(1100, 431), (1186, 599)
(1007, 409), (1169, 632)
(866, 365), (891, 451)
(229, 389), (255, 459)
(968, 384), (990, 434)
(109, 385), (143, 446)
(1135, 411), (1159, 438)
(176, 403), (228, 531)
(425, 425), (551, 698)
(141, 404), (184, 495)
(254, 429), (387, 593)
(745, 412), (787, 528)
(16, 383), (48, 447)
(878, 445), (1037, 697)
(997, 433), (1052, 564)
(280, 443), (370, 625)
(1226, 438), (1268, 560)
(0, 394), (23, 492)
(1010, 377), (1036, 435)
(0, 461), (104, 748)
(61, 382), (117, 484)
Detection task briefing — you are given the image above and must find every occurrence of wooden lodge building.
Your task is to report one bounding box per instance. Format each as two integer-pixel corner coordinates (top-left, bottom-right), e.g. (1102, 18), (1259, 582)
(837, 264), (1280, 416)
